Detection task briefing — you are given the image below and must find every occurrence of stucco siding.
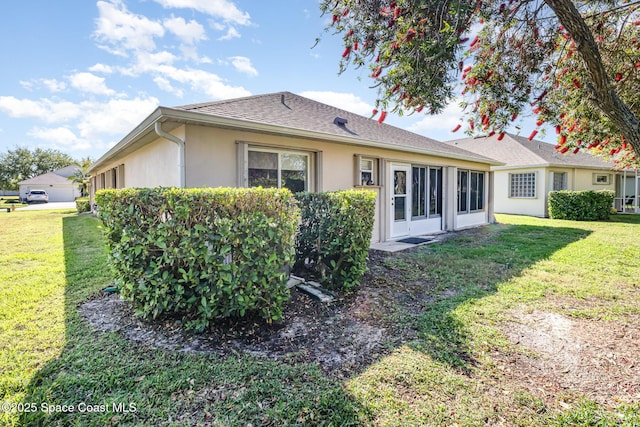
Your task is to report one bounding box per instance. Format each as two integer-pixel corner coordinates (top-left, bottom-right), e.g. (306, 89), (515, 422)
(493, 168), (547, 217)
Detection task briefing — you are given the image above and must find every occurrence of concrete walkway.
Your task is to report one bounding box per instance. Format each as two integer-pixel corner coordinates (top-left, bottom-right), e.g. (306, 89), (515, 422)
(16, 202), (77, 211)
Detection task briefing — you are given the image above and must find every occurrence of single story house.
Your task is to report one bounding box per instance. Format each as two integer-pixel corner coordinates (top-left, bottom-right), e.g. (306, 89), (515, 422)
(18, 165), (82, 202)
(87, 92), (503, 244)
(447, 133), (639, 216)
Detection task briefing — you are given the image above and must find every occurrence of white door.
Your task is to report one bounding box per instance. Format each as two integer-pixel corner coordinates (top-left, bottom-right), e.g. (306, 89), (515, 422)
(390, 164), (411, 238)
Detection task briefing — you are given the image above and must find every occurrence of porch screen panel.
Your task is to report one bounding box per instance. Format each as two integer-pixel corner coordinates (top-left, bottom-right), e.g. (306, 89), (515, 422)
(412, 166), (426, 218)
(430, 167), (442, 216)
(458, 170), (468, 212)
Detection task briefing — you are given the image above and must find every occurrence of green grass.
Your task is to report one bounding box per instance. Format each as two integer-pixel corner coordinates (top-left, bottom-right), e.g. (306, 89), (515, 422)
(1, 210), (640, 425)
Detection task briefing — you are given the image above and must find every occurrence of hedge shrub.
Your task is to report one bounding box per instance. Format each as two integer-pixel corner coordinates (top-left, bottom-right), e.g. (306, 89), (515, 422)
(75, 197), (90, 213)
(548, 190), (615, 221)
(294, 190), (377, 291)
(95, 187), (299, 332)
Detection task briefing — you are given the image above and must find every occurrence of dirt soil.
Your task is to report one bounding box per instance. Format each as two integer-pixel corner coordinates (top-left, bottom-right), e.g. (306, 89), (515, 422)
(82, 248), (640, 406)
(499, 309), (640, 406)
(81, 251), (421, 379)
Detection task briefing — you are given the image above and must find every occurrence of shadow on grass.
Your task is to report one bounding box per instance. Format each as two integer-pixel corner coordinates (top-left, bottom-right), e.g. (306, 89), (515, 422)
(378, 222), (592, 372)
(18, 214), (369, 426)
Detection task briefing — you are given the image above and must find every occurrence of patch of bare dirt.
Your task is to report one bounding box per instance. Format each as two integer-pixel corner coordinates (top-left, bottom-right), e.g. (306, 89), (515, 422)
(80, 250), (428, 378)
(499, 309), (640, 405)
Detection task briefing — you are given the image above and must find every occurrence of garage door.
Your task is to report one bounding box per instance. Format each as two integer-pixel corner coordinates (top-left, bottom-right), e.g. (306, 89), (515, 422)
(46, 186), (75, 202)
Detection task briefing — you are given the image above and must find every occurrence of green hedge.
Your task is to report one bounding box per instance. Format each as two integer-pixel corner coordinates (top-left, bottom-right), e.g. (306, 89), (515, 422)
(548, 190), (615, 221)
(294, 190), (377, 291)
(95, 187), (300, 332)
(75, 197), (90, 213)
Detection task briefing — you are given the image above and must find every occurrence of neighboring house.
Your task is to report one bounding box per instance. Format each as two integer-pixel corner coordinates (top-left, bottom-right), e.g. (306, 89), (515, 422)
(87, 92), (502, 244)
(447, 133), (639, 217)
(18, 165), (82, 202)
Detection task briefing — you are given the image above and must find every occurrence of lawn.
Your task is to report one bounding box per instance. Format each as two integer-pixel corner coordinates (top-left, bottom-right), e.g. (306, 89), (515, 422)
(1, 210), (639, 426)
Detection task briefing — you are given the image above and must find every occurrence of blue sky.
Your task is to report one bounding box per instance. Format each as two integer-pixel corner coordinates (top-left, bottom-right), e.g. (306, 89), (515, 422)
(0, 0), (551, 161)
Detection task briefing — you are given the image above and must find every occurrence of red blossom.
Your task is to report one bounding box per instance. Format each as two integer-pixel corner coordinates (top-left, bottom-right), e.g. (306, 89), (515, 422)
(556, 125), (562, 134)
(342, 47), (351, 58)
(572, 78), (581, 89)
(615, 73), (622, 81)
(497, 133), (506, 141)
(452, 124), (462, 132)
(377, 111), (387, 124)
(372, 109), (378, 117)
(528, 130), (538, 141)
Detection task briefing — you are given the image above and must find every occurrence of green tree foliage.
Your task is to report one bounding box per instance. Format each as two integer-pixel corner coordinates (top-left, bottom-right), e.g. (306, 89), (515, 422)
(321, 0), (640, 168)
(68, 163), (92, 197)
(0, 147), (75, 190)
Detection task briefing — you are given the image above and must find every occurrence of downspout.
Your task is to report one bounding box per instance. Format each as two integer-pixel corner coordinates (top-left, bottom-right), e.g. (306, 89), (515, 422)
(154, 122), (185, 188)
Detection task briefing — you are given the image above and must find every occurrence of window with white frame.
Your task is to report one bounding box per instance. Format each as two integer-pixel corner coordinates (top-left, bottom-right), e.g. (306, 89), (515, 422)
(552, 172), (567, 191)
(458, 169), (485, 213)
(510, 172), (536, 198)
(248, 149), (309, 193)
(356, 156), (379, 186)
(592, 173), (611, 185)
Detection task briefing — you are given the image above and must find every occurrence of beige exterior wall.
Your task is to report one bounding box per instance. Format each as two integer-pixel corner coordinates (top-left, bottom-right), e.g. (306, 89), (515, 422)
(493, 166), (616, 218)
(183, 125), (492, 242)
(493, 168), (547, 217)
(91, 123), (493, 242)
(91, 130), (182, 196)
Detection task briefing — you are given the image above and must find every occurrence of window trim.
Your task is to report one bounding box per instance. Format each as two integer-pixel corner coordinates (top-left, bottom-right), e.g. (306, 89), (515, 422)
(411, 165), (443, 220)
(509, 172), (537, 199)
(246, 146), (311, 192)
(458, 169), (486, 214)
(354, 155), (380, 186)
(552, 171), (568, 191)
(592, 173), (611, 185)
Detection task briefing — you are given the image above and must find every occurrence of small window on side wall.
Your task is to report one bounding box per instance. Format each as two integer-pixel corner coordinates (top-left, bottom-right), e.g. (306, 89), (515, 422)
(355, 155), (379, 186)
(592, 173), (611, 185)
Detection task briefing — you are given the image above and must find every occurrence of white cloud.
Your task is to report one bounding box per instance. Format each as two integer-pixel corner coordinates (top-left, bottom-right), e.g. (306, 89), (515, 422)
(94, 0), (165, 55)
(228, 56), (257, 77)
(69, 72), (115, 96)
(76, 97), (159, 139)
(89, 63), (115, 74)
(218, 26), (240, 41)
(164, 16), (207, 44)
(153, 76), (184, 97)
(0, 96), (82, 123)
(0, 95), (159, 152)
(152, 0), (251, 25)
(407, 100), (465, 135)
(42, 79), (67, 92)
(28, 126), (80, 146)
(156, 65), (251, 99)
(20, 78), (66, 93)
(299, 91), (373, 116)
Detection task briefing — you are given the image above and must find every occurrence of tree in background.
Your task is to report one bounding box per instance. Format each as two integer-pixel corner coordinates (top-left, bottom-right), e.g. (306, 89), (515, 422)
(321, 0), (640, 168)
(68, 156), (93, 197)
(0, 147), (75, 190)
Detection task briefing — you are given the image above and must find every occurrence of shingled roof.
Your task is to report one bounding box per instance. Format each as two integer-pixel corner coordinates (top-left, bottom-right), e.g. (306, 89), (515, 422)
(170, 92), (498, 164)
(447, 133), (614, 170)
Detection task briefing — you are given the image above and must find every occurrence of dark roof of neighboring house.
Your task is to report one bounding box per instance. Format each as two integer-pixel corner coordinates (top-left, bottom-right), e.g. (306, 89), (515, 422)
(18, 165), (80, 186)
(89, 91), (501, 172)
(446, 133), (615, 170)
